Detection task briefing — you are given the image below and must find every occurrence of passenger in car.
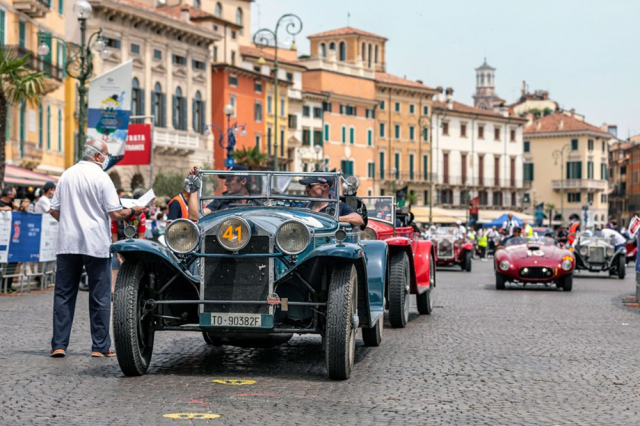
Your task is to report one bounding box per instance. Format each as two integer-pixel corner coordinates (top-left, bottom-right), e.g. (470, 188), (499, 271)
(299, 175), (364, 227)
(188, 165), (261, 221)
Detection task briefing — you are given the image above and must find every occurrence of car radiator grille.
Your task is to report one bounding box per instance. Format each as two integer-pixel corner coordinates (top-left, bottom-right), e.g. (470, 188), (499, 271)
(203, 235), (270, 314)
(437, 241), (454, 259)
(519, 267), (554, 279)
(588, 246), (605, 264)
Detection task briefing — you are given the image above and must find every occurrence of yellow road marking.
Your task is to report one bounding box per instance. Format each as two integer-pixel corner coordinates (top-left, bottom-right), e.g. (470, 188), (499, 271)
(212, 379), (256, 385)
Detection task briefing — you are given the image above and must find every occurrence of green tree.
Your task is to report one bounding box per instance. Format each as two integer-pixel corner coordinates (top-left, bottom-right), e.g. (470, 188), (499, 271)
(406, 192), (418, 208)
(0, 48), (46, 185)
(232, 146), (268, 169)
(545, 203), (555, 228)
(152, 171), (185, 199)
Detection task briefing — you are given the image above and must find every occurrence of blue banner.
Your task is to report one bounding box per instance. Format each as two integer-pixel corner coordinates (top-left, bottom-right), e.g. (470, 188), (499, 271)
(0, 212), (58, 263)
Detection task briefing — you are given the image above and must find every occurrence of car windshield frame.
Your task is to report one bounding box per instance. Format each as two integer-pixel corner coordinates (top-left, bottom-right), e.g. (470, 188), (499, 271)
(433, 227), (459, 238)
(196, 170), (342, 222)
(360, 196), (396, 226)
(504, 236), (557, 247)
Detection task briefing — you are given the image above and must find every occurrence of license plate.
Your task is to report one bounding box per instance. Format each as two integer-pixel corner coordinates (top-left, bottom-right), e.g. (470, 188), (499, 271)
(208, 313), (262, 328)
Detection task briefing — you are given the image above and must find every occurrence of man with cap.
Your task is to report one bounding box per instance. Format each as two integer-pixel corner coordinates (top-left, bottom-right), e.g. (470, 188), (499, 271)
(300, 175), (363, 227)
(502, 212), (519, 237)
(498, 226), (523, 249)
(35, 181), (56, 214)
(188, 165), (261, 220)
(455, 220), (467, 238)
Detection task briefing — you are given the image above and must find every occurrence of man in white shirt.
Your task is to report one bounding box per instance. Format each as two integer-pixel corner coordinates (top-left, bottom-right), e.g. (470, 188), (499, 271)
(34, 181), (56, 214)
(49, 140), (146, 358)
(455, 220), (467, 238)
(502, 213), (519, 236)
(601, 228), (627, 252)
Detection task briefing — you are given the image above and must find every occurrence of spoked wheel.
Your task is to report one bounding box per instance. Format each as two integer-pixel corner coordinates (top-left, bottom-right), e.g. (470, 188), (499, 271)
(361, 315), (383, 347)
(388, 251), (411, 328)
(417, 252), (435, 315)
(113, 260), (155, 376)
(325, 264), (358, 380)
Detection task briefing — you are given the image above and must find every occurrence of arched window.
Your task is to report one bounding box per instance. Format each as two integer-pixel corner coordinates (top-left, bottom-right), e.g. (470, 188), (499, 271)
(193, 91), (205, 134)
(194, 0), (200, 8)
(374, 45), (379, 63)
(132, 77), (145, 116)
(368, 44), (372, 68)
(236, 7), (243, 26)
(480, 74), (485, 85)
(339, 41), (346, 61)
(361, 42), (366, 60)
(329, 42), (336, 51)
(215, 2), (222, 17)
(320, 42), (326, 58)
(152, 82), (165, 127)
(173, 86), (187, 130)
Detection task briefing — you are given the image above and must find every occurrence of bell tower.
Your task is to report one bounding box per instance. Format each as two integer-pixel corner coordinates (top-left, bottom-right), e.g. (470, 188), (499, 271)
(473, 58), (496, 110)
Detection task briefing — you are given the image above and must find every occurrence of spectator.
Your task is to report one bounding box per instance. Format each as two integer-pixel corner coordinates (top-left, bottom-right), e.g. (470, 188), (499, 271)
(498, 226), (522, 248)
(478, 228), (488, 261)
(116, 188), (125, 198)
(454, 220), (467, 239)
(502, 213), (519, 236)
(167, 182), (192, 222)
(28, 188), (42, 213)
(0, 186), (18, 211)
(48, 140), (146, 358)
(35, 182), (56, 214)
(601, 227), (627, 252)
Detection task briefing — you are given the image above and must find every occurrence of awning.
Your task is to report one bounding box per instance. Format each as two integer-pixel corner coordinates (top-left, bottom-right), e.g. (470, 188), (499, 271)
(3, 164), (59, 187)
(479, 210), (535, 222)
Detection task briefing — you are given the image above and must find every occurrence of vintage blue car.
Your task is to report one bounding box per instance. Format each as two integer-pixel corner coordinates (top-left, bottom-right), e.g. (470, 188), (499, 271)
(111, 171), (387, 380)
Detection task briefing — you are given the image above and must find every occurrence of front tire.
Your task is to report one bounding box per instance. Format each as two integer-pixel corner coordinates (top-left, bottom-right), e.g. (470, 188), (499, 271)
(388, 251), (411, 328)
(113, 260), (155, 376)
(464, 250), (472, 272)
(325, 264), (358, 380)
(496, 272), (506, 290)
(561, 274), (573, 291)
(618, 256), (626, 279)
(417, 253), (435, 315)
(361, 316), (383, 347)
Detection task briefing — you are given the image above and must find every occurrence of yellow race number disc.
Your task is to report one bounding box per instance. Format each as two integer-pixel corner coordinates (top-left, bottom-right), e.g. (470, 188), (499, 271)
(212, 379), (256, 385)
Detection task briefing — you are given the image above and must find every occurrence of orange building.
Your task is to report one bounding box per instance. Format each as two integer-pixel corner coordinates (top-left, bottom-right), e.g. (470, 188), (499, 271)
(210, 64), (266, 169)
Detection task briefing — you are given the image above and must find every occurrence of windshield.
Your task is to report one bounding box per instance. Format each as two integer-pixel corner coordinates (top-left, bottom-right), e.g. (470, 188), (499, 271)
(434, 227), (458, 237)
(197, 170), (341, 221)
(504, 236), (557, 247)
(361, 196), (395, 224)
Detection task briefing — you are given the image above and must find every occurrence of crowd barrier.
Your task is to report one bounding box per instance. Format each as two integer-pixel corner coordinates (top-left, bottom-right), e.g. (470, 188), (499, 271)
(0, 212), (59, 294)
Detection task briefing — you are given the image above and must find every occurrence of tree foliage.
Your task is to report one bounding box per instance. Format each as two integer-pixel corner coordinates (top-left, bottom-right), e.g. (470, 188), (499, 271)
(232, 146), (268, 169)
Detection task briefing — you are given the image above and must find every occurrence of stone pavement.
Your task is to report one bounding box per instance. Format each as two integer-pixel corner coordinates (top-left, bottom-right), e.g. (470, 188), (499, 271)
(1, 261), (640, 425)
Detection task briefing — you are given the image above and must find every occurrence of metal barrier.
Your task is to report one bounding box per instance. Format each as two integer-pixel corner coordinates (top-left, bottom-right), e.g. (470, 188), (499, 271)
(0, 261), (56, 294)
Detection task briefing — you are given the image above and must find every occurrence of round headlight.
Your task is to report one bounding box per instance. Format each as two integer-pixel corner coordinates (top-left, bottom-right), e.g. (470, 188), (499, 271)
(606, 247), (614, 257)
(165, 219), (200, 254)
(362, 227), (377, 240)
(561, 259), (573, 271)
(499, 260), (510, 271)
(579, 246), (588, 256)
(217, 217), (251, 252)
(276, 220), (310, 255)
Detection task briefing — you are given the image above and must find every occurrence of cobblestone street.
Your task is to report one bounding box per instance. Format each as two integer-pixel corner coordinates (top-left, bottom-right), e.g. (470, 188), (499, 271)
(2, 260), (640, 425)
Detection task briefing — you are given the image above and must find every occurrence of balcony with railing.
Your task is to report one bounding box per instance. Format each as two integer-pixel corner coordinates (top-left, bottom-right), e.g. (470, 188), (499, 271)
(434, 175), (524, 189)
(551, 179), (608, 191)
(153, 128), (201, 153)
(3, 45), (64, 92)
(379, 171), (436, 183)
(13, 0), (50, 17)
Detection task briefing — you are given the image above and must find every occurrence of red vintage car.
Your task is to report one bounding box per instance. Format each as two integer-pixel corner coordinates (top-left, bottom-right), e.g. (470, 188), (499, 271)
(494, 236), (575, 291)
(360, 197), (436, 328)
(625, 238), (637, 265)
(431, 227), (474, 272)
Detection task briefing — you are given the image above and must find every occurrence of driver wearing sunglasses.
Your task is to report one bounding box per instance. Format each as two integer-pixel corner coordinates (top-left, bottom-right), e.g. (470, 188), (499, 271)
(300, 175), (364, 227)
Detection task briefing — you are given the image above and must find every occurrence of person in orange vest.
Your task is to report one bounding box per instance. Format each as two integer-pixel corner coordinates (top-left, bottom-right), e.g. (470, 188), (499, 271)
(166, 179), (193, 222)
(567, 213), (581, 246)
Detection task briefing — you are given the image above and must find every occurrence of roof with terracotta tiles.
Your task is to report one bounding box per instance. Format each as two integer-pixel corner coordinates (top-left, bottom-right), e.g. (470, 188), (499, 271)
(308, 26), (387, 41)
(158, 4), (216, 20)
(375, 72), (435, 90)
(239, 45), (305, 68)
(524, 112), (611, 136)
(433, 100), (505, 117)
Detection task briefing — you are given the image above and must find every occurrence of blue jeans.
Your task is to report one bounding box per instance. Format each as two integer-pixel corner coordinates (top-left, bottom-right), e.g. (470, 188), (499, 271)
(614, 244), (625, 253)
(51, 254), (112, 353)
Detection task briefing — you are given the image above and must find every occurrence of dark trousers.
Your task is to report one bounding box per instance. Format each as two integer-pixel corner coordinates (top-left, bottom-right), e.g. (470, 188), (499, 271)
(51, 254), (112, 352)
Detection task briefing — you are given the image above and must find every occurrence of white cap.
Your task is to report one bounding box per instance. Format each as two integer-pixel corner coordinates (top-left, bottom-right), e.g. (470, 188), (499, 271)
(456, 220), (462, 225)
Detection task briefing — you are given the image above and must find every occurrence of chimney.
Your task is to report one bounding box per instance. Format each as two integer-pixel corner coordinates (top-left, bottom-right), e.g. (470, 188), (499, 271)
(181, 6), (190, 21)
(445, 87), (454, 110)
(570, 108), (575, 117)
(536, 121), (541, 131)
(416, 79), (423, 84)
(559, 118), (564, 130)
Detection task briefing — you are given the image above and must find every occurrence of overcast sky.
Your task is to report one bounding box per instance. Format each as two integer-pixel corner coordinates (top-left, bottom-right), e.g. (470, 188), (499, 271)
(252, 0), (639, 138)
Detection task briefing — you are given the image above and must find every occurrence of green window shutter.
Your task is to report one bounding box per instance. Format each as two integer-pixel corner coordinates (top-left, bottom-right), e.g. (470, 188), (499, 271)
(57, 109), (62, 151)
(19, 21), (26, 47)
(394, 153), (399, 178)
(341, 126), (345, 143)
(0, 10), (5, 45)
(47, 106), (51, 150)
(367, 130), (372, 146)
(409, 154), (414, 180)
(423, 155), (428, 178)
(349, 127), (354, 144)
(58, 0), (63, 14)
(577, 161), (582, 179)
(324, 124), (329, 142)
(380, 152), (385, 179)
(423, 127), (428, 142)
(38, 105), (43, 147)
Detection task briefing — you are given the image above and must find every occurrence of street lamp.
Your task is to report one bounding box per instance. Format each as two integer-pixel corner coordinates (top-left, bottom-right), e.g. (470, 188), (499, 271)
(552, 144), (572, 225)
(204, 103), (246, 168)
(38, 0), (111, 162)
(253, 13), (303, 171)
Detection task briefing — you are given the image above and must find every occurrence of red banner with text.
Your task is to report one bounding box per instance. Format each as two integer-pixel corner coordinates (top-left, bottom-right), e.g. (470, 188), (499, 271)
(118, 123), (151, 166)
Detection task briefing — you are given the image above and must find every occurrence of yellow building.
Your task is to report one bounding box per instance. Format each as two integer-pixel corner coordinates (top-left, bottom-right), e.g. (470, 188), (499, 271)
(375, 73), (438, 203)
(2, 0), (67, 178)
(523, 111), (612, 226)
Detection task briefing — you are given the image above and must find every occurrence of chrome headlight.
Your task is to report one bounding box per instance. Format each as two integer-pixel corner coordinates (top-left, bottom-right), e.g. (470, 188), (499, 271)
(499, 260), (510, 271)
(217, 217), (251, 252)
(561, 259), (573, 271)
(606, 247), (614, 257)
(579, 246), (588, 256)
(276, 220), (310, 255)
(362, 227), (377, 240)
(165, 219), (200, 254)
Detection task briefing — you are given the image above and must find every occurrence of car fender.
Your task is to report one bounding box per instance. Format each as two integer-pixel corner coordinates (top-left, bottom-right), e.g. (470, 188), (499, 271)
(608, 248), (627, 268)
(111, 239), (198, 283)
(359, 240), (387, 324)
(462, 242), (474, 251)
(388, 239), (434, 294)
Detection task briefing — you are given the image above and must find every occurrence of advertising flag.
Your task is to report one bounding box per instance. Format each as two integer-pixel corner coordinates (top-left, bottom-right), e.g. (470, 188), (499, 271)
(87, 60), (133, 170)
(118, 123), (152, 166)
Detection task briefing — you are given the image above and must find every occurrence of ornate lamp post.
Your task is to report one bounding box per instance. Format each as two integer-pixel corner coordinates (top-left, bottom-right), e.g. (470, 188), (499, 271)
(253, 14), (303, 172)
(37, 0), (111, 162)
(552, 143), (572, 225)
(205, 104), (246, 168)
